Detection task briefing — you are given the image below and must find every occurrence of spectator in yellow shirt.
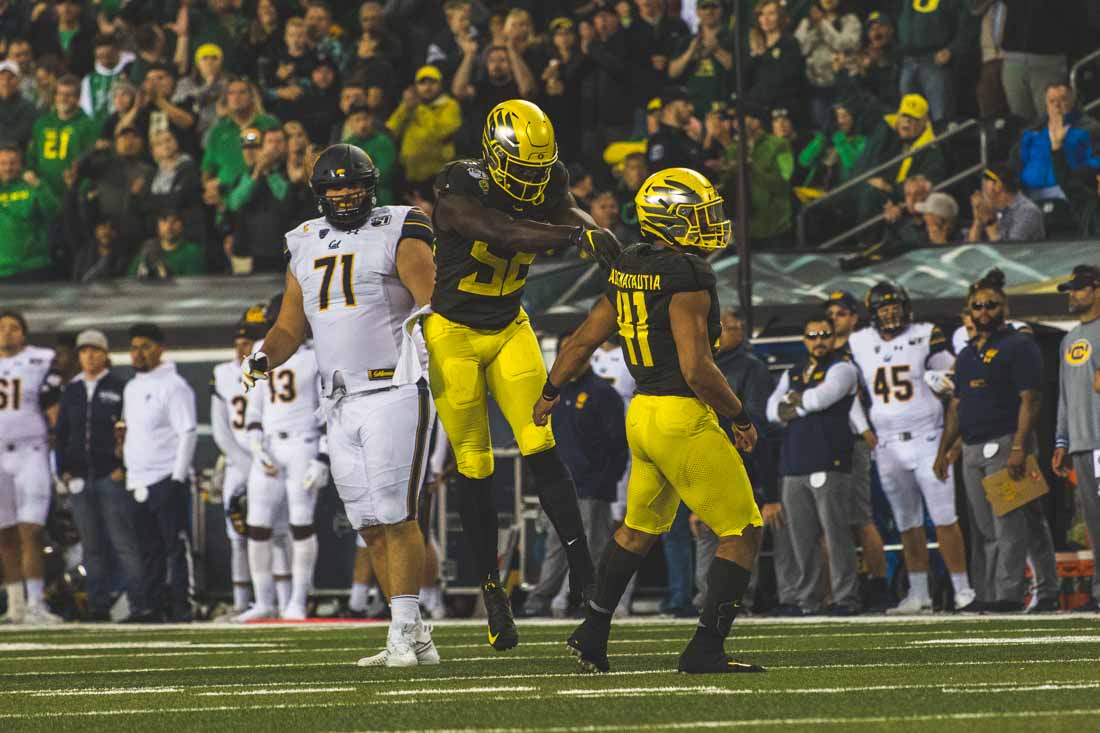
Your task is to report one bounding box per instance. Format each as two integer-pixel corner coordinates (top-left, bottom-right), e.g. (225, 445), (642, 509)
(386, 65), (461, 199)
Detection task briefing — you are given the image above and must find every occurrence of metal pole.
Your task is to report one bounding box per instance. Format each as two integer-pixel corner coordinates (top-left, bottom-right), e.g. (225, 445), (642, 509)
(732, 0), (753, 334)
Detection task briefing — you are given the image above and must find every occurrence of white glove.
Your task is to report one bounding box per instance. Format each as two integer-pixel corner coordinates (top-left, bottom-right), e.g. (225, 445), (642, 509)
(249, 430), (278, 476)
(209, 454), (227, 501)
(241, 351), (270, 390)
(302, 458), (330, 493)
(923, 369), (955, 396)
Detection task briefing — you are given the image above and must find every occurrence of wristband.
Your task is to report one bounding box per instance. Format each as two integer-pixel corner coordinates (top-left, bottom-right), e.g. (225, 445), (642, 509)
(541, 379), (560, 401)
(1010, 445), (1024, 453)
(732, 412), (753, 430)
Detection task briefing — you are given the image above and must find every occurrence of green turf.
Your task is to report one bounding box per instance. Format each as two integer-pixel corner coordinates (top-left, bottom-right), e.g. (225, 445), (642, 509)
(3, 615), (1100, 732)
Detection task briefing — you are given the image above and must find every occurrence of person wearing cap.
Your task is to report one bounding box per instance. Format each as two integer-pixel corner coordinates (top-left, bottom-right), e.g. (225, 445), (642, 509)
(175, 43), (227, 141)
(833, 12), (900, 111)
(201, 77), (280, 189)
(0, 144), (60, 282)
(27, 73), (98, 198)
(55, 330), (148, 622)
(967, 163), (1044, 243)
(296, 57), (343, 145)
(914, 190), (960, 244)
(122, 323), (197, 621)
(540, 16), (584, 161)
(387, 64), (461, 197)
(669, 0), (735, 120)
(1052, 264), (1100, 613)
(896, 0), (974, 123)
(646, 85), (702, 172)
(342, 103), (396, 205)
(0, 60), (37, 152)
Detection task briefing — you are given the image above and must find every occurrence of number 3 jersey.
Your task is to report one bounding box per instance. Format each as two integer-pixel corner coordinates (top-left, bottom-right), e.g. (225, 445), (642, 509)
(847, 322), (953, 437)
(604, 243), (720, 398)
(210, 360), (251, 456)
(431, 158), (569, 330)
(284, 206), (434, 396)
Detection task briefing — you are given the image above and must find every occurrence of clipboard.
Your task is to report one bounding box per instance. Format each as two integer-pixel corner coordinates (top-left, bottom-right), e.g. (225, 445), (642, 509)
(981, 454), (1050, 517)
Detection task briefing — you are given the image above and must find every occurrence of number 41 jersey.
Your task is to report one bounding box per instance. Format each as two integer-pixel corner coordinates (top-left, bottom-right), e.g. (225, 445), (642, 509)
(847, 322), (953, 437)
(284, 206), (434, 396)
(604, 243), (720, 398)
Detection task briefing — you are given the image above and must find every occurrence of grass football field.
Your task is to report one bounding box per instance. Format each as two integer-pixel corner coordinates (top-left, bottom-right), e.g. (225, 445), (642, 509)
(2, 614), (1100, 732)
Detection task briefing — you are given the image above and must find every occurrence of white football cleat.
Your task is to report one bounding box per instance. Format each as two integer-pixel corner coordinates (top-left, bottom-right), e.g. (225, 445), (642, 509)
(281, 603), (308, 621)
(358, 623), (431, 668)
(413, 622), (440, 665)
(886, 594), (933, 615)
(954, 588), (977, 611)
(232, 604), (278, 623)
(24, 605), (64, 625)
(0, 608), (25, 624)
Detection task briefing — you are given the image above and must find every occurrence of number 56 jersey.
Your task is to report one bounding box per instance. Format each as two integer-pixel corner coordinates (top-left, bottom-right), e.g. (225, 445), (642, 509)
(284, 206), (434, 396)
(847, 323), (953, 437)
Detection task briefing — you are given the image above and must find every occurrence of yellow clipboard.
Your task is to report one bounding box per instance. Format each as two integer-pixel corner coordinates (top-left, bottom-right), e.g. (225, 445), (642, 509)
(981, 454), (1050, 517)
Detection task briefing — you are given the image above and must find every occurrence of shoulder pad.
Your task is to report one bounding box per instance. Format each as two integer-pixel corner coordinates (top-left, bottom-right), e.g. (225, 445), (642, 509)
(399, 206), (434, 243)
(680, 252), (717, 291)
(435, 159), (488, 198)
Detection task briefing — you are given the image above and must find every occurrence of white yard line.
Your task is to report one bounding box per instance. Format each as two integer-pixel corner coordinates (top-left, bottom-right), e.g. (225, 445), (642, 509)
(29, 687), (183, 697)
(912, 635), (1100, 645)
(194, 687), (357, 696)
(378, 686), (538, 697)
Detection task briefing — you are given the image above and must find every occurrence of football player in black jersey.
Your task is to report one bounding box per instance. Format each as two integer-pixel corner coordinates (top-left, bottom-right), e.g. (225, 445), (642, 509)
(534, 167), (765, 674)
(427, 99), (621, 651)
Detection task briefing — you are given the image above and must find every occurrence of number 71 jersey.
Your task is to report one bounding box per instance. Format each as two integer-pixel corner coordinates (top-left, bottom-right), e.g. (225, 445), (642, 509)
(604, 243), (721, 398)
(284, 206), (434, 396)
(847, 322), (953, 437)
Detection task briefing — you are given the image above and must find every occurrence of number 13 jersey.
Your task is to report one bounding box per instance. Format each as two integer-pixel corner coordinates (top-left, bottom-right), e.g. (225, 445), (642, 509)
(847, 322), (953, 437)
(604, 243), (720, 398)
(284, 206), (434, 396)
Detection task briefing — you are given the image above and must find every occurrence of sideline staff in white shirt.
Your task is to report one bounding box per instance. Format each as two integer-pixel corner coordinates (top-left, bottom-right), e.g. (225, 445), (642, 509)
(122, 323), (197, 622)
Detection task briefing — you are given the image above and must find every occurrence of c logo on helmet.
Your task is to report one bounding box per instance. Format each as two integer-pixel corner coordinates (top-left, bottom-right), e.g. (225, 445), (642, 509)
(1066, 339), (1092, 366)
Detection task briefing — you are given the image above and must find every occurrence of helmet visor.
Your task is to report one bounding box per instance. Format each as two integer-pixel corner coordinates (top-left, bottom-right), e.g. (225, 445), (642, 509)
(681, 196), (732, 250)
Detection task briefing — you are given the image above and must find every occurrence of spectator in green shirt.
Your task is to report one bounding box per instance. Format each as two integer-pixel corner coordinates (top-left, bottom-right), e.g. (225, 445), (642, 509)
(79, 33), (134, 128)
(26, 75), (100, 198)
(343, 103), (395, 205)
(668, 0), (735, 120)
(797, 103), (866, 191)
(128, 210), (206, 279)
(201, 77), (279, 189)
(0, 145), (62, 282)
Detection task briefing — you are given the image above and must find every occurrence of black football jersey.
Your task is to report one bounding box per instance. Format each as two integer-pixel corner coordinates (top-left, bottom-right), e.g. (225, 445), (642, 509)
(431, 158), (569, 330)
(604, 243), (720, 397)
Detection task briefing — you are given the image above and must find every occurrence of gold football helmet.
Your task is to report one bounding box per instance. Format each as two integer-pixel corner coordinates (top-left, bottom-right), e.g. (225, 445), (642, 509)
(635, 168), (731, 251)
(482, 99), (558, 203)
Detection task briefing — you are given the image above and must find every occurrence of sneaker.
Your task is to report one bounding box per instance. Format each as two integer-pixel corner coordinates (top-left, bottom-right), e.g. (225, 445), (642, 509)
(281, 603), (308, 620)
(482, 581), (518, 651)
(412, 622), (440, 665)
(886, 594), (933, 615)
(1072, 598), (1100, 613)
(24, 605), (64, 625)
(678, 636), (765, 674)
(566, 611), (611, 673)
(1025, 597), (1061, 614)
(358, 626), (419, 668)
(232, 604), (278, 623)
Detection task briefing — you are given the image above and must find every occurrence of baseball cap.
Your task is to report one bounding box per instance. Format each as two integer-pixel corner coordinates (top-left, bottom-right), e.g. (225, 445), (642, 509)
(1057, 264), (1100, 292)
(549, 17), (575, 33)
(194, 43), (223, 64)
(646, 97), (663, 113)
(914, 192), (959, 219)
(415, 65), (443, 83)
(867, 11), (892, 27)
(0, 60), (19, 77)
(825, 290), (859, 312)
(76, 329), (109, 352)
(240, 127), (262, 148)
(660, 86), (691, 105)
(896, 94), (929, 120)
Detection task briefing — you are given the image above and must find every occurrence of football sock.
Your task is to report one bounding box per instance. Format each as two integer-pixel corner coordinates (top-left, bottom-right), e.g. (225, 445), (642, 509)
(290, 536), (318, 609)
(526, 449), (594, 593)
(457, 475), (499, 583)
(950, 572), (972, 594)
(275, 579), (291, 612)
(230, 538), (252, 610)
(389, 594), (420, 641)
(4, 582), (25, 616)
(695, 557), (752, 645)
(247, 539), (276, 608)
(24, 577), (44, 607)
(909, 571), (930, 600)
(349, 582), (369, 612)
(590, 539), (644, 616)
(420, 584), (442, 612)
(233, 585), (253, 612)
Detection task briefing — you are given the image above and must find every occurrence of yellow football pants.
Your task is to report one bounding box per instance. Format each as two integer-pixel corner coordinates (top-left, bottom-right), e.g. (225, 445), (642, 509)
(624, 394), (762, 537)
(423, 308), (555, 479)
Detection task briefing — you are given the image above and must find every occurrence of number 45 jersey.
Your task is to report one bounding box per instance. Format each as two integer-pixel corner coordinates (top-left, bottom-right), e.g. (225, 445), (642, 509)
(284, 206), (434, 396)
(847, 322), (953, 437)
(605, 243), (720, 398)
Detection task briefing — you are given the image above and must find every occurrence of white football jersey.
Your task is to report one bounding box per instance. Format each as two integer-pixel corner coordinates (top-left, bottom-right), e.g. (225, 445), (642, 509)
(847, 322), (953, 437)
(0, 346), (56, 443)
(211, 360), (251, 455)
(246, 343), (322, 435)
(285, 207), (431, 396)
(590, 345), (636, 412)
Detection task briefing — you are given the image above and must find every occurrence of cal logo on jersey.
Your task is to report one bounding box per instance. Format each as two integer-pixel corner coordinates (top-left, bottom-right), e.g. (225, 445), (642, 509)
(1066, 339), (1092, 366)
(982, 348), (999, 364)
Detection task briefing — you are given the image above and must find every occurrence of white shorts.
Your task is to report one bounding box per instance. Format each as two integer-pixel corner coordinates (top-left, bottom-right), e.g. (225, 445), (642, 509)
(223, 460), (250, 539)
(875, 429), (957, 531)
(0, 439), (52, 528)
(246, 433), (320, 528)
(327, 383), (434, 529)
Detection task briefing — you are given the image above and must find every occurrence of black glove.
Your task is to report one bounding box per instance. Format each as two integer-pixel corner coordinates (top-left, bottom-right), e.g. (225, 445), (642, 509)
(573, 227), (623, 271)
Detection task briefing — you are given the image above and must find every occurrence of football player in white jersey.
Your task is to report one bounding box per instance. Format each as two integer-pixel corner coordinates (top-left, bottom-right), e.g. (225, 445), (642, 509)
(242, 144), (439, 667)
(848, 283), (975, 613)
(0, 311), (64, 624)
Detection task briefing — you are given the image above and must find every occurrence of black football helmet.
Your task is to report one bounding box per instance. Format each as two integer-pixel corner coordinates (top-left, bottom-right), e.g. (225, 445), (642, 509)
(310, 144), (378, 229)
(866, 281), (912, 335)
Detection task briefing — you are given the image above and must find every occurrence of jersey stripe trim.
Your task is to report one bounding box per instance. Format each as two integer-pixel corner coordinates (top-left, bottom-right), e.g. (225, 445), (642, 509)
(405, 380), (432, 521)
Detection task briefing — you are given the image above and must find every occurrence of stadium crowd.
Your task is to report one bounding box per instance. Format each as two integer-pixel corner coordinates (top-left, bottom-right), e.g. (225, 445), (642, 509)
(0, 0), (1098, 283)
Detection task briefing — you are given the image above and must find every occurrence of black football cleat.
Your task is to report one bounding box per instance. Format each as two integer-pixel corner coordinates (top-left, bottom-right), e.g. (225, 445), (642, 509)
(567, 613), (611, 673)
(482, 581), (519, 651)
(678, 638), (766, 674)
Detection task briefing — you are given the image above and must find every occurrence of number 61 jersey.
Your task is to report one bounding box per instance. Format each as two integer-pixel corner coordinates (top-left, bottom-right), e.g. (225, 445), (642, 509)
(284, 206), (434, 397)
(604, 242), (720, 397)
(847, 322), (953, 437)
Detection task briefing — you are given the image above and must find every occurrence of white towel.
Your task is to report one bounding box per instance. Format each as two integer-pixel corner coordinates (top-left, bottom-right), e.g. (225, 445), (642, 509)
(394, 304), (433, 386)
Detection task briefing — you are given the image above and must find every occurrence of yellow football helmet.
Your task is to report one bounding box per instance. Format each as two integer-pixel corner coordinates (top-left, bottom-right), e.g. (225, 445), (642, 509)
(635, 167), (732, 251)
(482, 99), (558, 204)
